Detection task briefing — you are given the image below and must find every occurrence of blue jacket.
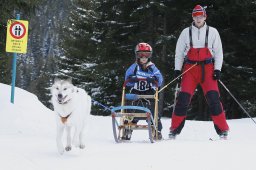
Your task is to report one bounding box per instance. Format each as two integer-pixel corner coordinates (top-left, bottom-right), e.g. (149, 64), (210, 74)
(125, 62), (163, 91)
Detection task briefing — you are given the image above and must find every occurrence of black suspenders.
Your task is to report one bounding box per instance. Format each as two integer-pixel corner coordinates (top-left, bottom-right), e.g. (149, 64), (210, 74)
(205, 25), (209, 47)
(189, 26), (193, 47)
(188, 25), (210, 83)
(189, 25), (209, 48)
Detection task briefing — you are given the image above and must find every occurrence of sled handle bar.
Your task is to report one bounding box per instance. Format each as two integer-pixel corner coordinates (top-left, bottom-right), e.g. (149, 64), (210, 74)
(111, 105), (151, 113)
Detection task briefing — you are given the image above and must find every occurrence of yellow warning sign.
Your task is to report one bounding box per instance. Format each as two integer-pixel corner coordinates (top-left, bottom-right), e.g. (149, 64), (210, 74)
(6, 19), (29, 53)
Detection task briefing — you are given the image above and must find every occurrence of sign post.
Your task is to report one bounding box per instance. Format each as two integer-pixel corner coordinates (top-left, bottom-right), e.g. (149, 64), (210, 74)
(6, 14), (29, 103)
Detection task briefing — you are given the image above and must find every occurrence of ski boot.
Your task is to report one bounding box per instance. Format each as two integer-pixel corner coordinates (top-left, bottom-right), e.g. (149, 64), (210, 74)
(121, 129), (133, 140)
(153, 131), (163, 140)
(219, 131), (228, 140)
(168, 130), (177, 140)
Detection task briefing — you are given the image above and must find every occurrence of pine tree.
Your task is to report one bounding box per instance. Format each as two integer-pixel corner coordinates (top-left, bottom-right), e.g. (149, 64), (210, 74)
(59, 0), (256, 118)
(0, 0), (39, 84)
(207, 0), (256, 118)
(59, 0), (105, 114)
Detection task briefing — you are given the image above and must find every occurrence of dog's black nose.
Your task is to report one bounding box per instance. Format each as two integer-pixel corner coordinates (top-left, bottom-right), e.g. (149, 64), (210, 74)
(58, 93), (63, 99)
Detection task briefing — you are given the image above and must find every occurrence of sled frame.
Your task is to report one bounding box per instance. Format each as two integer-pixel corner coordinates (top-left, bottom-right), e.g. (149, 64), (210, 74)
(111, 78), (159, 143)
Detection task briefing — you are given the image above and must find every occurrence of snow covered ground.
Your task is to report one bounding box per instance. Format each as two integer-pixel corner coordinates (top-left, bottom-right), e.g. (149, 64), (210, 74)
(1, 83), (256, 170)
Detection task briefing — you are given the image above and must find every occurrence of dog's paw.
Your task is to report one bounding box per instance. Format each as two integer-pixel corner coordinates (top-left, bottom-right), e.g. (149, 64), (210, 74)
(65, 146), (72, 151)
(79, 144), (85, 149)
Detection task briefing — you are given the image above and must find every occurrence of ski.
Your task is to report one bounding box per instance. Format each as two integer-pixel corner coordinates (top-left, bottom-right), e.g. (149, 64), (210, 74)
(209, 137), (228, 141)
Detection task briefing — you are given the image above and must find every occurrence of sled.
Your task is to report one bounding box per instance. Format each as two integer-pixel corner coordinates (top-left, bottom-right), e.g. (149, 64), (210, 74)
(111, 78), (159, 143)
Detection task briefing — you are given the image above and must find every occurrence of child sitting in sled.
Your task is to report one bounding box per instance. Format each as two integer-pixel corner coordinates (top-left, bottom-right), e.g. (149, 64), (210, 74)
(124, 42), (163, 140)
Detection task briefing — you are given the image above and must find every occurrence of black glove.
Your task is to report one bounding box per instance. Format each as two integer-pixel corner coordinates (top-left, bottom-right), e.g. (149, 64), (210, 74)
(146, 76), (157, 83)
(174, 70), (181, 82)
(128, 75), (138, 82)
(213, 70), (221, 80)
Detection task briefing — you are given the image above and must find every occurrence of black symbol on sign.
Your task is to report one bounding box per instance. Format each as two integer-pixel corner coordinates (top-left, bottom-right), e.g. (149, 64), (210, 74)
(14, 25), (22, 36)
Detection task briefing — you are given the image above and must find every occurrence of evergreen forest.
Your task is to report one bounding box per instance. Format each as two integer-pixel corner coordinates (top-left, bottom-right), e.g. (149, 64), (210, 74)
(1, 0), (256, 120)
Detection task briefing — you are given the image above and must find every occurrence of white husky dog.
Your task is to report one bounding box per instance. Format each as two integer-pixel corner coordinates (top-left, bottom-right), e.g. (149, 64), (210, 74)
(51, 78), (91, 154)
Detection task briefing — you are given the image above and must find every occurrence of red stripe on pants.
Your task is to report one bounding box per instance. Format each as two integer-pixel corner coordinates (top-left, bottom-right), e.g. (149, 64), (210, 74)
(211, 113), (229, 131)
(170, 114), (186, 131)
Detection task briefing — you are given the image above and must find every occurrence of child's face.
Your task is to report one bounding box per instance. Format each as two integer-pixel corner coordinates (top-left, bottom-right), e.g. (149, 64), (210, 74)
(139, 57), (148, 64)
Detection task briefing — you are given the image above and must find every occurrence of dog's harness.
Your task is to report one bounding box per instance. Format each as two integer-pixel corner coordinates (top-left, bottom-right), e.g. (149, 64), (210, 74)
(58, 113), (72, 124)
(56, 89), (80, 124)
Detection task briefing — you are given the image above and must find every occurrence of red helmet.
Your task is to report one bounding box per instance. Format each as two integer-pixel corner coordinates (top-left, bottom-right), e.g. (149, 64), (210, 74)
(135, 43), (152, 58)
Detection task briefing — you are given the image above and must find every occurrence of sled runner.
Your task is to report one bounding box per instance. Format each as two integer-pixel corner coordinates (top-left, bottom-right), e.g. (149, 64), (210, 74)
(111, 78), (159, 143)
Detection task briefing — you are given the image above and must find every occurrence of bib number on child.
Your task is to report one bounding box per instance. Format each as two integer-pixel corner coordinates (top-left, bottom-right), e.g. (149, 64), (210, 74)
(134, 81), (151, 91)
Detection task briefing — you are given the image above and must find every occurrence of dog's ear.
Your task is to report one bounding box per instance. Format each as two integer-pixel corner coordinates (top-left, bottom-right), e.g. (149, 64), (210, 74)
(54, 77), (61, 83)
(66, 77), (72, 83)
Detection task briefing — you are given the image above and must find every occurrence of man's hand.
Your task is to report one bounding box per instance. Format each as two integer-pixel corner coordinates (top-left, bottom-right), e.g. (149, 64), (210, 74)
(174, 70), (181, 82)
(213, 70), (221, 80)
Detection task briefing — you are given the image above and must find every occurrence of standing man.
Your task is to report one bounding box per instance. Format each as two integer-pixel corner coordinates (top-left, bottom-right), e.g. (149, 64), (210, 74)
(169, 5), (229, 139)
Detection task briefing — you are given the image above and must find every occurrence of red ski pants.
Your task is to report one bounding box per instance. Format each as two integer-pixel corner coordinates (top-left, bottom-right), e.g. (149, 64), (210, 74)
(170, 63), (229, 135)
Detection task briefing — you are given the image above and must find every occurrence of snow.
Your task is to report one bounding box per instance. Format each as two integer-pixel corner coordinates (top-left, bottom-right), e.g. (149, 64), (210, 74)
(1, 83), (256, 170)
